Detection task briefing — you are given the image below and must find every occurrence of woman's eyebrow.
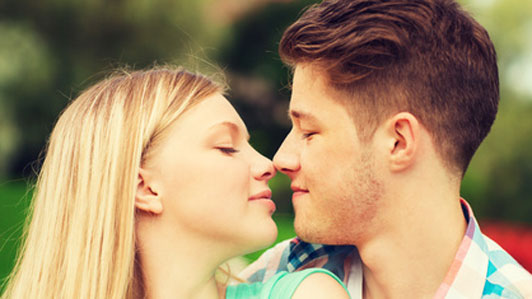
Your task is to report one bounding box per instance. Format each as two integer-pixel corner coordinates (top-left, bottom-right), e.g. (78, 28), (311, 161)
(208, 121), (250, 141)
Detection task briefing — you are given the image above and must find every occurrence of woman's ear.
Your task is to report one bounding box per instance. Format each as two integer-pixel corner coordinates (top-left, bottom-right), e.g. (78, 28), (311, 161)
(385, 112), (420, 172)
(135, 168), (163, 214)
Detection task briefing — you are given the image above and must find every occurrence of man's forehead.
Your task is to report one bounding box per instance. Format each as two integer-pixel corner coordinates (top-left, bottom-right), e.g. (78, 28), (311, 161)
(291, 64), (349, 101)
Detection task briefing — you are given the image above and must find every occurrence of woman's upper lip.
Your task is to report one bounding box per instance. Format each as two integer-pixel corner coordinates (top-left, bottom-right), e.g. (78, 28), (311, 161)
(249, 190), (272, 200)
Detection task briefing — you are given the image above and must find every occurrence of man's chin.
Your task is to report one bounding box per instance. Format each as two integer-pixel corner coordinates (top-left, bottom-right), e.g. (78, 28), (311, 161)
(294, 220), (332, 244)
(294, 218), (354, 245)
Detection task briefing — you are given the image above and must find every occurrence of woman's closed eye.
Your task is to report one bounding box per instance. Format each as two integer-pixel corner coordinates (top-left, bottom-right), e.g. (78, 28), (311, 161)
(217, 147), (240, 155)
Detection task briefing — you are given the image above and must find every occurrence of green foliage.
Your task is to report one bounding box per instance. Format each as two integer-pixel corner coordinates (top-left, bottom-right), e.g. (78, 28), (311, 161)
(462, 94), (532, 222)
(0, 181), (32, 291)
(459, 0), (532, 223)
(0, 22), (54, 178)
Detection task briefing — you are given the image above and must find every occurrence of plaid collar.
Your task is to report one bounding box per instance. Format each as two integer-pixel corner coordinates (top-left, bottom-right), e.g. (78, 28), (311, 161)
(287, 238), (355, 272)
(434, 198), (490, 298)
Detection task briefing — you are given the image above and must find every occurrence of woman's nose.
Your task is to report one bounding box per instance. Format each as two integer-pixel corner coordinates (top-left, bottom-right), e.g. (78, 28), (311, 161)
(252, 152), (276, 181)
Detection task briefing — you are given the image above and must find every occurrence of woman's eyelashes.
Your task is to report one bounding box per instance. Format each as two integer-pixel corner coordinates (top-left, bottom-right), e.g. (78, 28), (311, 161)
(217, 147), (240, 155)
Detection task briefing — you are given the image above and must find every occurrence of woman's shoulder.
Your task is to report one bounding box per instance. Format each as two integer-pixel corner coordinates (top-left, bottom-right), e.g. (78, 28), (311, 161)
(226, 268), (350, 299)
(289, 269), (350, 299)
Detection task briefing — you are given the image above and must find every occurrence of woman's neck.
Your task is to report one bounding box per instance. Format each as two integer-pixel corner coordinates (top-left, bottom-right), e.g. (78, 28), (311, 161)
(137, 220), (230, 299)
(140, 254), (221, 299)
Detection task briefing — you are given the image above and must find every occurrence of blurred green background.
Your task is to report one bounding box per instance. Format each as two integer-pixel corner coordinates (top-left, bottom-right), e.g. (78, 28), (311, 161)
(1, 0), (531, 287)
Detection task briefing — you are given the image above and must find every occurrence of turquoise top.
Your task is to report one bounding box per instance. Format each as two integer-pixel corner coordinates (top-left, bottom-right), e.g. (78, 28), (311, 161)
(225, 268), (350, 299)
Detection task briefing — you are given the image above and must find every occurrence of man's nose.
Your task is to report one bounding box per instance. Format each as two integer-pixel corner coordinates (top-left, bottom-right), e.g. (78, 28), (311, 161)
(273, 131), (300, 177)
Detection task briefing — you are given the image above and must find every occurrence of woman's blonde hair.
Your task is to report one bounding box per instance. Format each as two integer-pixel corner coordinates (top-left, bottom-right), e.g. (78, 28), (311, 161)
(1, 67), (222, 299)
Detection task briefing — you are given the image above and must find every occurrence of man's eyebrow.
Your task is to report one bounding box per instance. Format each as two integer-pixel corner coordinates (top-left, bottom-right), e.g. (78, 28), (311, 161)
(209, 121), (250, 141)
(289, 110), (320, 124)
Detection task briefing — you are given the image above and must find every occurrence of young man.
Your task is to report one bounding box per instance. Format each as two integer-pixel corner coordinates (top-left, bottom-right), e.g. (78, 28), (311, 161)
(240, 0), (532, 298)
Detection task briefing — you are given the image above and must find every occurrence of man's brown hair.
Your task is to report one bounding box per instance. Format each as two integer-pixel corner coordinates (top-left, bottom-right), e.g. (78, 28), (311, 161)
(279, 0), (499, 175)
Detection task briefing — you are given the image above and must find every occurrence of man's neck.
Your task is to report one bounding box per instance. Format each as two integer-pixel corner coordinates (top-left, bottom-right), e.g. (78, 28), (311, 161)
(358, 189), (467, 299)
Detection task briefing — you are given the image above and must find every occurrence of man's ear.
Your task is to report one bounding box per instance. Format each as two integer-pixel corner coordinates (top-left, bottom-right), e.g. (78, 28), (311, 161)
(135, 168), (163, 214)
(384, 112), (420, 172)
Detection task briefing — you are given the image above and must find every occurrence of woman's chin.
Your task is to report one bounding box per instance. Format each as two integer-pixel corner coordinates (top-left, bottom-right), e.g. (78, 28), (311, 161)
(260, 217), (279, 245)
(240, 223), (278, 255)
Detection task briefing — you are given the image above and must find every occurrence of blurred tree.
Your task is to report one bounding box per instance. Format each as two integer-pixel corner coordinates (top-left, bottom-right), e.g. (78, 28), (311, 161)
(0, 21), (56, 179)
(0, 0), (223, 178)
(460, 0), (532, 223)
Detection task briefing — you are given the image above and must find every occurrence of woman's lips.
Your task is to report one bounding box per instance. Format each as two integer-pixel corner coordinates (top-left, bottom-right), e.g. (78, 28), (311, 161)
(248, 190), (272, 201)
(249, 190), (276, 213)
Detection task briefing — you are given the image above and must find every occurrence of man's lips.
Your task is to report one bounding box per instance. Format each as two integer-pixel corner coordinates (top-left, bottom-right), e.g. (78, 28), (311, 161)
(291, 185), (309, 198)
(249, 190), (272, 201)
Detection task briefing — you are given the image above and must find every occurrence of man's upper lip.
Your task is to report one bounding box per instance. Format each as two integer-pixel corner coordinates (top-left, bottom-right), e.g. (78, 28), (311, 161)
(249, 190), (272, 200)
(291, 185), (308, 192)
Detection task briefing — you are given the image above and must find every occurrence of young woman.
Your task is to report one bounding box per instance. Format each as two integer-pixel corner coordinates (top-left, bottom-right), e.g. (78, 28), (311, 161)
(1, 67), (349, 299)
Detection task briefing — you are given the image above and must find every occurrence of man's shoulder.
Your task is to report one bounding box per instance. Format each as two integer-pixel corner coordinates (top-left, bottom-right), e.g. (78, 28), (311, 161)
(481, 234), (532, 298)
